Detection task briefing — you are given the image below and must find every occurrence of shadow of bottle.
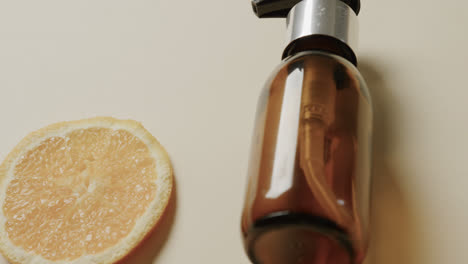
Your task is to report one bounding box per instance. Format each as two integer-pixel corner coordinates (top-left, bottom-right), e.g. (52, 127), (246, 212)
(117, 177), (178, 264)
(359, 60), (422, 264)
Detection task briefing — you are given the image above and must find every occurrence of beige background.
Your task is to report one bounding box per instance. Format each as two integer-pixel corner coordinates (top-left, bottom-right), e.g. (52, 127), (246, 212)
(0, 0), (467, 263)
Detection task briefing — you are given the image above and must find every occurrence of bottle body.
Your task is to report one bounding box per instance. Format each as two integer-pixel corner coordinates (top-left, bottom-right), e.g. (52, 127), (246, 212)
(241, 51), (372, 264)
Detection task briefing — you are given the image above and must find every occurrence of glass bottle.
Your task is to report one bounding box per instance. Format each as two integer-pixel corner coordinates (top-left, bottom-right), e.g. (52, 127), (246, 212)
(241, 0), (372, 263)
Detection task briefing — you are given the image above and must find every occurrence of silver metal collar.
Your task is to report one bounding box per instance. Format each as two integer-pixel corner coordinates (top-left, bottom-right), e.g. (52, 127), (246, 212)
(286, 0), (358, 52)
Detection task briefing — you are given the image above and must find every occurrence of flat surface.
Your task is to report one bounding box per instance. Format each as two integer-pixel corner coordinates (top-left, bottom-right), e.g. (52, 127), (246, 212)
(0, 0), (467, 263)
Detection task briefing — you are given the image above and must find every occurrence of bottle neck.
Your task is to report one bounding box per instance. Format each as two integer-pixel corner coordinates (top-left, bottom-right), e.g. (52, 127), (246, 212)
(283, 0), (359, 64)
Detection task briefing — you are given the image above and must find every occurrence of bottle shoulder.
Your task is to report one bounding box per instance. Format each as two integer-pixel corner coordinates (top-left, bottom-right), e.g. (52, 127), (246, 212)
(264, 51), (371, 103)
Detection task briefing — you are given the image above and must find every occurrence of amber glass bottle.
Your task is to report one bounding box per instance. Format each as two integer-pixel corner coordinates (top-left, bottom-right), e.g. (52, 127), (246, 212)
(241, 0), (372, 263)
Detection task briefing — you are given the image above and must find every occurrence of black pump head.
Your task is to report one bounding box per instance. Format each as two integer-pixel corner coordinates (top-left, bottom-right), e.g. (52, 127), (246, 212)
(252, 0), (360, 18)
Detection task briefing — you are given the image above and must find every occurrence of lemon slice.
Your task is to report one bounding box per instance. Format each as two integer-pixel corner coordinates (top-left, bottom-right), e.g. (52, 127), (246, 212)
(0, 117), (173, 264)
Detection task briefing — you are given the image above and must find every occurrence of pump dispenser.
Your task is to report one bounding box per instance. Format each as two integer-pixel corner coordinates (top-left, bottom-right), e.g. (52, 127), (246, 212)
(241, 0), (372, 263)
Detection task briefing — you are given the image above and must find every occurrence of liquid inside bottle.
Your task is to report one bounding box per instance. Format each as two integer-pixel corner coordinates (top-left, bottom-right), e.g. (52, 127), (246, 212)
(241, 51), (372, 264)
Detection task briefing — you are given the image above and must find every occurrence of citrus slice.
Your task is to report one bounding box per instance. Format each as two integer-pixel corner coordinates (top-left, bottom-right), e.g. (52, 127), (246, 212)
(0, 117), (173, 264)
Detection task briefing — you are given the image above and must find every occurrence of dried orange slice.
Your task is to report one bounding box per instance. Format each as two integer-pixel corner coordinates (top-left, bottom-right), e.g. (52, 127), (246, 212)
(0, 117), (173, 264)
